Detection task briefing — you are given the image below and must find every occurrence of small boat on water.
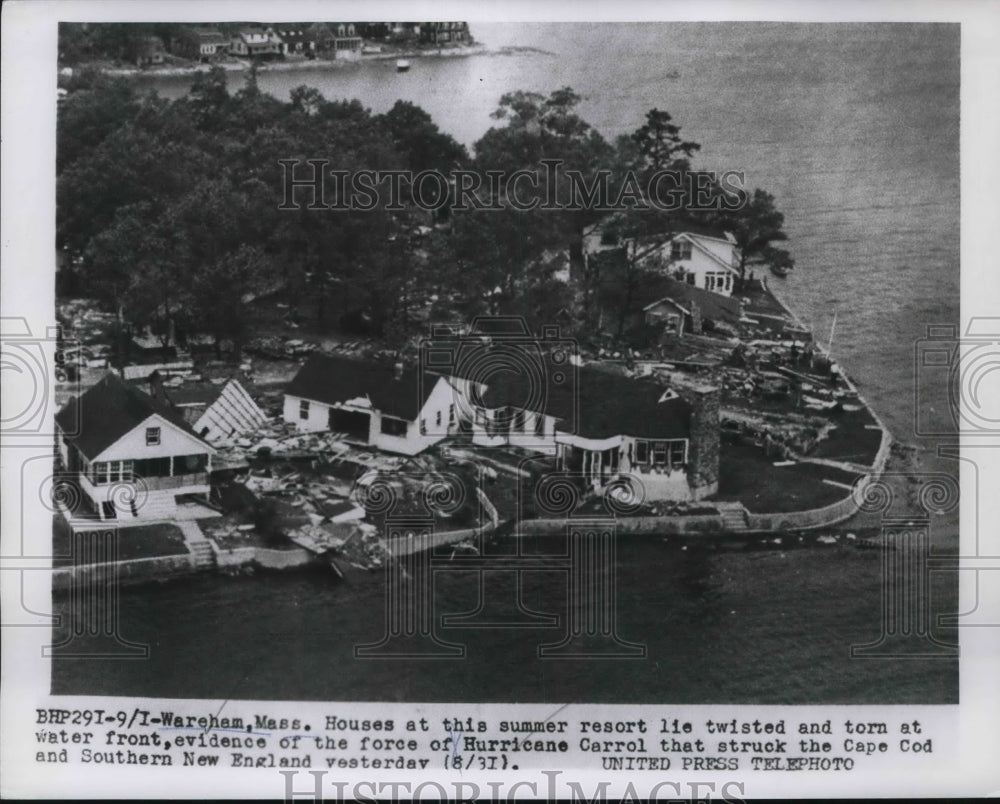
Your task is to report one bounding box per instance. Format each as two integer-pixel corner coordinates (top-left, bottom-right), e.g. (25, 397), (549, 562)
(396, 59), (411, 73)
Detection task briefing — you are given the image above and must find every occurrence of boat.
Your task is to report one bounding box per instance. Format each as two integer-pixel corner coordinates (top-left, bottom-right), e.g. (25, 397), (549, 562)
(396, 59), (411, 72)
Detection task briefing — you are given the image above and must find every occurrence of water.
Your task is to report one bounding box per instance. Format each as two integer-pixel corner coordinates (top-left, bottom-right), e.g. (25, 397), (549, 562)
(56, 23), (960, 702)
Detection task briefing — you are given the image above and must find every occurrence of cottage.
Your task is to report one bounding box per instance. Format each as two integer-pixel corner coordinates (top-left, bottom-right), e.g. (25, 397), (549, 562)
(421, 22), (470, 45)
(179, 28), (229, 61)
(133, 35), (166, 67)
(277, 27), (317, 56)
(642, 277), (743, 336)
(230, 28), (285, 58)
(55, 373), (215, 522)
(283, 354), (458, 455)
(584, 220), (741, 297)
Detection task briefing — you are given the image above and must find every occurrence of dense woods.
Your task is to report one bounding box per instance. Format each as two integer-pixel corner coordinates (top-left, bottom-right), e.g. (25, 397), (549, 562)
(57, 68), (792, 356)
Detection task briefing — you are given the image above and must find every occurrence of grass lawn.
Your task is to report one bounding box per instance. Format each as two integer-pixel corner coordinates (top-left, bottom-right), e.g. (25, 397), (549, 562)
(712, 441), (862, 513)
(52, 517), (189, 566)
(809, 407), (883, 466)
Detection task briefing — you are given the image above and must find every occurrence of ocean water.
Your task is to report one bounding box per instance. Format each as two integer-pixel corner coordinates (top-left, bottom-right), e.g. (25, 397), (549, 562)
(56, 23), (960, 703)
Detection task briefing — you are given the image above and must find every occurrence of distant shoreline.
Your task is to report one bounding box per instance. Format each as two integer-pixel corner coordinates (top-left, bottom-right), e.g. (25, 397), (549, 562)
(67, 42), (498, 80)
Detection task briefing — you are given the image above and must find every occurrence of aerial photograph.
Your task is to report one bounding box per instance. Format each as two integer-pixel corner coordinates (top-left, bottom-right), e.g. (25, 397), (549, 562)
(49, 20), (959, 705)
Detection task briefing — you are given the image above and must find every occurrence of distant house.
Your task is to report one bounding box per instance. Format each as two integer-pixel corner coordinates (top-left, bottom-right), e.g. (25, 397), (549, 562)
(359, 22), (390, 40)
(230, 28), (285, 59)
(178, 28), (229, 61)
(133, 35), (166, 67)
(584, 220), (741, 297)
(307, 22), (337, 51)
(420, 22), (470, 45)
(283, 354), (458, 456)
(642, 277), (743, 336)
(330, 22), (362, 54)
(277, 27), (317, 56)
(55, 373), (215, 522)
(388, 22), (421, 42)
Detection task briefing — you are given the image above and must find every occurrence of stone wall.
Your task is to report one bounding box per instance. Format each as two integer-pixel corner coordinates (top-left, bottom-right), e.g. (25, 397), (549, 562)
(51, 553), (198, 591)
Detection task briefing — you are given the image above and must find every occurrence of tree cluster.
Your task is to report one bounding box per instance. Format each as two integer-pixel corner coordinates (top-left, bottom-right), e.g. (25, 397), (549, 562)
(57, 69), (793, 359)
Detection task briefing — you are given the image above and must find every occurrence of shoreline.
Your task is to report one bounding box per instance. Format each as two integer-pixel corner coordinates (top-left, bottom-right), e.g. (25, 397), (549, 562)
(68, 43), (492, 80)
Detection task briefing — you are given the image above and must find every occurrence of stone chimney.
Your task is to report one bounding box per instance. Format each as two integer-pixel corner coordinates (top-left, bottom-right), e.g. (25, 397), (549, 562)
(690, 300), (702, 335)
(677, 382), (720, 499)
(147, 369), (165, 402)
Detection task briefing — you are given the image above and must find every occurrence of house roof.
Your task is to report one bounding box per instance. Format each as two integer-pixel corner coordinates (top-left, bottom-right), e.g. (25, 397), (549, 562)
(192, 29), (228, 44)
(286, 353), (444, 422)
(642, 277), (742, 323)
(56, 372), (210, 461)
(481, 366), (691, 441)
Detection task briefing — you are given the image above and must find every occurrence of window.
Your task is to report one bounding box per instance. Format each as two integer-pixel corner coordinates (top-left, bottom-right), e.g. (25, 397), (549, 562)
(133, 457), (172, 478)
(145, 427), (161, 446)
(435, 410), (442, 427)
(635, 441), (649, 464)
(448, 403), (455, 425)
(652, 442), (669, 465)
(671, 241), (692, 261)
(381, 416), (408, 437)
(706, 272), (731, 293)
(534, 413), (545, 437)
(670, 441), (687, 467)
(514, 409), (526, 433)
(420, 418), (427, 435)
(299, 399), (310, 420)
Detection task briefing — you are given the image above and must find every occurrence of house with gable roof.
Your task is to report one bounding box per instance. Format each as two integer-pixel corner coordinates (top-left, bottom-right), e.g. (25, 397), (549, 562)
(55, 373), (215, 522)
(584, 219), (741, 297)
(283, 353), (458, 455)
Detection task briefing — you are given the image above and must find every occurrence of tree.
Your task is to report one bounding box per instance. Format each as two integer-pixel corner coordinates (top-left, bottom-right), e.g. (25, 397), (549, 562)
(190, 245), (273, 358)
(713, 189), (790, 279)
(379, 100), (468, 171)
(631, 108), (700, 173)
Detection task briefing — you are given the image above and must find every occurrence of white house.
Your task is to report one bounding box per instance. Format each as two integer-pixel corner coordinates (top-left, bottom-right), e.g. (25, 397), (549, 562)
(442, 361), (720, 502)
(55, 373), (215, 522)
(584, 220), (741, 297)
(230, 28), (285, 57)
(283, 353), (459, 456)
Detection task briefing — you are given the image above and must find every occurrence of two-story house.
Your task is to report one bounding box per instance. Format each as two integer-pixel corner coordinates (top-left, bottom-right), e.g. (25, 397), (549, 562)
(584, 220), (741, 297)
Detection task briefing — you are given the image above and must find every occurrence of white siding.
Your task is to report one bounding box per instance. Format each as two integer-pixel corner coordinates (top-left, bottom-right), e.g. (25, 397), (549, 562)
(283, 377), (456, 456)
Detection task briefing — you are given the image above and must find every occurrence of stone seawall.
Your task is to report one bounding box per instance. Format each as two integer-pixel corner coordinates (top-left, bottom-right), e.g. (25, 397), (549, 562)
(51, 553), (199, 591)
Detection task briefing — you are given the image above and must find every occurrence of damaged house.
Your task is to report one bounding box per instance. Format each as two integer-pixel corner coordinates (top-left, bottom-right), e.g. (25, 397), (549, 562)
(283, 353), (458, 456)
(458, 366), (721, 501)
(284, 351), (721, 502)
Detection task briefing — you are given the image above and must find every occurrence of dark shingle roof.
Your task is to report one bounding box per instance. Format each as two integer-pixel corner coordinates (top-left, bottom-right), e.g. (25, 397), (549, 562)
(55, 372), (208, 460)
(482, 366), (691, 441)
(643, 277), (742, 324)
(286, 353), (441, 422)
